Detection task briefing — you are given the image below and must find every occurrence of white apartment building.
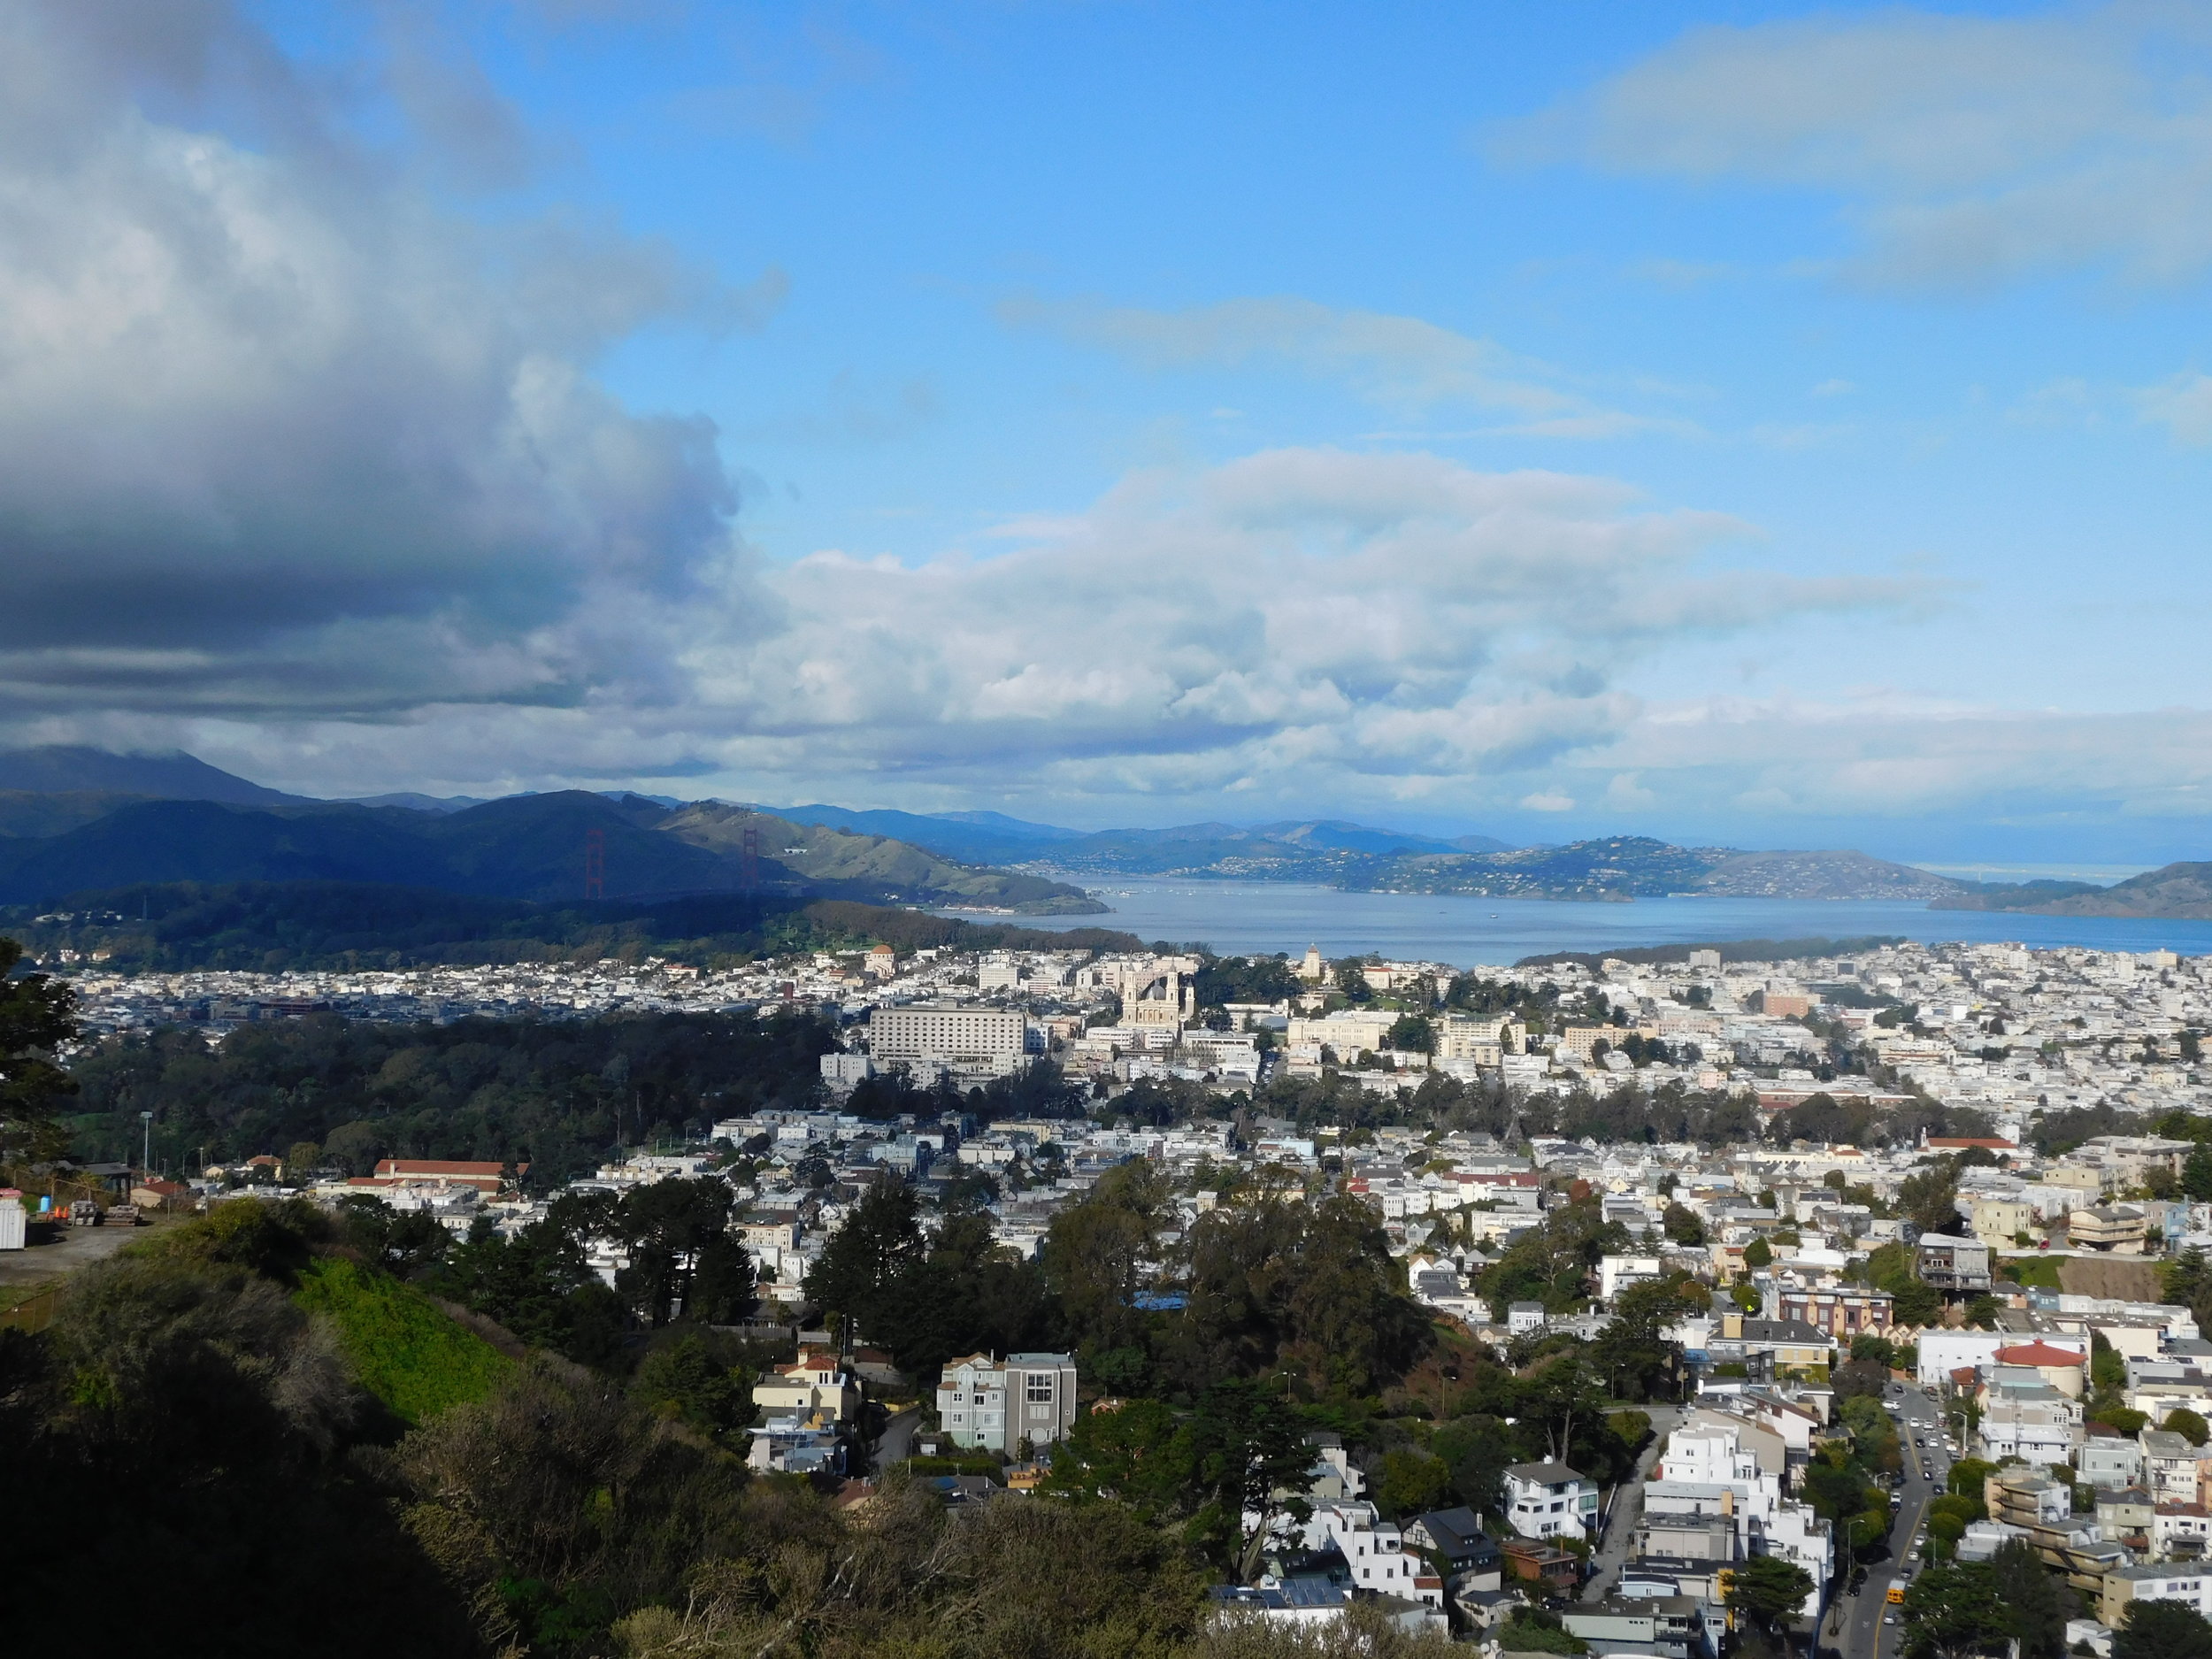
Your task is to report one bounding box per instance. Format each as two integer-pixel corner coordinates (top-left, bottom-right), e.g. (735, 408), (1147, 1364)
(1302, 1502), (1444, 1607)
(1647, 1417), (1832, 1616)
(2143, 1431), (2202, 1508)
(1503, 1462), (1601, 1540)
(867, 1004), (1028, 1078)
(935, 1351), (1078, 1455)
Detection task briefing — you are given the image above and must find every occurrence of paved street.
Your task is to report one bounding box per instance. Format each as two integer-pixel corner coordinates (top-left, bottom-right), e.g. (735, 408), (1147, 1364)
(1584, 1402), (1685, 1601)
(1828, 1385), (1952, 1659)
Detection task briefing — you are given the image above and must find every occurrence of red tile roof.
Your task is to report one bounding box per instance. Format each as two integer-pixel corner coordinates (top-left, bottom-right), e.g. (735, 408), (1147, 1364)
(1994, 1341), (2086, 1367)
(374, 1158), (525, 1177)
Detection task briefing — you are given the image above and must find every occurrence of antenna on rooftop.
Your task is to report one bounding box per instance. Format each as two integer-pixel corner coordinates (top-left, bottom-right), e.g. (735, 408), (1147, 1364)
(584, 827), (605, 901)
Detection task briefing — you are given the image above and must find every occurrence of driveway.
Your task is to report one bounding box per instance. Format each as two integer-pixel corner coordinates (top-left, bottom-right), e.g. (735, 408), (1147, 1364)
(0, 1214), (150, 1294)
(871, 1407), (920, 1478)
(1582, 1402), (1683, 1601)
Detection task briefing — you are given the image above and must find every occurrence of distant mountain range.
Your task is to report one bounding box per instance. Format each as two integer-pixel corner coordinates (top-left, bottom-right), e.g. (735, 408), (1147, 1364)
(767, 808), (1512, 874)
(9, 743), (2212, 918)
(1933, 863), (2212, 920)
(0, 749), (1100, 913)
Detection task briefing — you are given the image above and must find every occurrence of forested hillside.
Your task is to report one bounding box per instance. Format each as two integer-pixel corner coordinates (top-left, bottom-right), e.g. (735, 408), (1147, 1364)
(3, 883), (1145, 974)
(0, 790), (1103, 912)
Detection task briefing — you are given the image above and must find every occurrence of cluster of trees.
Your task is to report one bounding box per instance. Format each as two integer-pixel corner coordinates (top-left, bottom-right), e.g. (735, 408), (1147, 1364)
(63, 1008), (836, 1188)
(1865, 1240), (1948, 1326)
(6, 1194), (1470, 1658)
(1803, 1378), (1905, 1576)
(1900, 1540), (2080, 1659)
(0, 934), (79, 1164)
(806, 1182), (1056, 1378)
(1190, 954), (1303, 1011)
(1033, 1161), (1438, 1402)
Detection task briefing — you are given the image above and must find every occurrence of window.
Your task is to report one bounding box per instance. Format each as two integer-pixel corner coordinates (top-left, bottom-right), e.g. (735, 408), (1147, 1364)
(1026, 1376), (1055, 1403)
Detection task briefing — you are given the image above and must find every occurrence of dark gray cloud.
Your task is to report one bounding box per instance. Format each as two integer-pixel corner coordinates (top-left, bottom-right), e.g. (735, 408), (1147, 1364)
(0, 0), (774, 718)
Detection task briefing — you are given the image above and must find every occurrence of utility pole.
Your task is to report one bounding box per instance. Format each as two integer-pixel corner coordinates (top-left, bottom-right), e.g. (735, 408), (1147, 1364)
(139, 1110), (153, 1176)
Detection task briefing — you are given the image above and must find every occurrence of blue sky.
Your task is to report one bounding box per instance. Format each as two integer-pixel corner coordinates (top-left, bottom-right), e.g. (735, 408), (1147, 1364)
(6, 1), (2212, 865)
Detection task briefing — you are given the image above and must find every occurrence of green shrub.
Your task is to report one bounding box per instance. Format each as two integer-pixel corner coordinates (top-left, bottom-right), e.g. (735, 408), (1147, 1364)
(295, 1256), (511, 1424)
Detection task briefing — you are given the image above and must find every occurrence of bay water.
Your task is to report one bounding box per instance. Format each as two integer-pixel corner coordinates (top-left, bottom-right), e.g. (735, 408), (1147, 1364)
(960, 878), (2212, 966)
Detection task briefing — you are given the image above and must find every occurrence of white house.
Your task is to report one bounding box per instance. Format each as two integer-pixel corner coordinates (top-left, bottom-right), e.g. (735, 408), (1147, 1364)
(2154, 1504), (2212, 1562)
(1646, 1417), (1832, 1616)
(1980, 1396), (2083, 1465)
(2142, 1430), (2202, 1508)
(1600, 1255), (1664, 1304)
(1503, 1462), (1601, 1540)
(1302, 1502), (1445, 1607)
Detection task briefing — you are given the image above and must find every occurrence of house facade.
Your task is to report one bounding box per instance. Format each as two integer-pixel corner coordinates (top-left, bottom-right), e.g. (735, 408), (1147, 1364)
(751, 1350), (861, 1424)
(1503, 1462), (1601, 1540)
(935, 1351), (1078, 1454)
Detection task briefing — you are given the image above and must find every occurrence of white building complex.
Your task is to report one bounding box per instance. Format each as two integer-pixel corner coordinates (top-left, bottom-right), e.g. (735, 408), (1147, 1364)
(1644, 1415), (1832, 1617)
(866, 1004), (1029, 1079)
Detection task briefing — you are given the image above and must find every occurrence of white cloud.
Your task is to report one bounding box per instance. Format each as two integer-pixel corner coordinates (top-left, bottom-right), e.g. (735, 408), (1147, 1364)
(132, 445), (1924, 808)
(2135, 373), (2212, 444)
(1498, 5), (2212, 287)
(1529, 695), (2212, 826)
(1520, 791), (1576, 812)
(1001, 294), (1694, 436)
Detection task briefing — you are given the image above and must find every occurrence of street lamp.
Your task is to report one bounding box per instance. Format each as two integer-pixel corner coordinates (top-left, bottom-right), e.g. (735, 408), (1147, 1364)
(139, 1110), (153, 1176)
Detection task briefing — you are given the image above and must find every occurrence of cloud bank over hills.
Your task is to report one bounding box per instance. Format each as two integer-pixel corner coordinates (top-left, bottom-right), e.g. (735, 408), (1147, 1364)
(4, 1), (2212, 864)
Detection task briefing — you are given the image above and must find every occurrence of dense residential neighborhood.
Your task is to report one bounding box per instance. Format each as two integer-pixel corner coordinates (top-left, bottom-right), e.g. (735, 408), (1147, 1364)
(18, 931), (2212, 1656)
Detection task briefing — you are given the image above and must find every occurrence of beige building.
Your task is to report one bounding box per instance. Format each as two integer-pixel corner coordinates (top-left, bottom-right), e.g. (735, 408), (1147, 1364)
(1286, 1010), (1399, 1059)
(2101, 1565), (2212, 1629)
(2069, 1204), (2148, 1254)
(1125, 970), (1194, 1030)
(1437, 1013), (1518, 1062)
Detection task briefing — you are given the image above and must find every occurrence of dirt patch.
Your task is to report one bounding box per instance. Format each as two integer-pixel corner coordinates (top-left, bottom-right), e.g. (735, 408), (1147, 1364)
(2059, 1256), (2165, 1303)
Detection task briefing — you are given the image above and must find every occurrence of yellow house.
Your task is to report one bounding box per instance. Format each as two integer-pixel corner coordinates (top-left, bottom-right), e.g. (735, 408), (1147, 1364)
(1968, 1196), (2037, 1247)
(752, 1350), (861, 1423)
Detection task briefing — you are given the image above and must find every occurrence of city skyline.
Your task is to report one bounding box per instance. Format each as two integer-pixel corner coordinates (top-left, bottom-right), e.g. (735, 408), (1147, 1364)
(4, 2), (2212, 864)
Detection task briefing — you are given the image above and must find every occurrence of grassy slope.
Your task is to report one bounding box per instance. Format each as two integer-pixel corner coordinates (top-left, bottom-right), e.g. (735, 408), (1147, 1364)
(296, 1256), (511, 1424)
(662, 803), (1102, 911)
